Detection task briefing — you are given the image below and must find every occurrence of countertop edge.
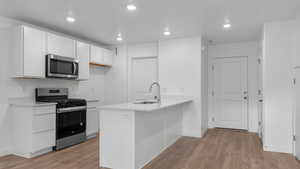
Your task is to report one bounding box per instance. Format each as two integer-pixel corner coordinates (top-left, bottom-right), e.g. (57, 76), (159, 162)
(99, 99), (193, 112)
(9, 96), (100, 107)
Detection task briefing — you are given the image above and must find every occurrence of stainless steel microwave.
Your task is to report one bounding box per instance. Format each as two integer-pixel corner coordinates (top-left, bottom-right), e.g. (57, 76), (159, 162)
(46, 54), (79, 79)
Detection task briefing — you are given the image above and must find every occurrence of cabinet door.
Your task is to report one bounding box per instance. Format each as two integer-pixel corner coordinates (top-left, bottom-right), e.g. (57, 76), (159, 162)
(86, 108), (99, 137)
(90, 45), (103, 64)
(23, 26), (46, 78)
(47, 33), (76, 58)
(103, 48), (113, 66)
(32, 130), (55, 153)
(77, 41), (90, 80)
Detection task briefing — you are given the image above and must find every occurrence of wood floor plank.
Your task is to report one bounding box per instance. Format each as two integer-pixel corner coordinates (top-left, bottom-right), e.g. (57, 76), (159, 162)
(0, 129), (299, 169)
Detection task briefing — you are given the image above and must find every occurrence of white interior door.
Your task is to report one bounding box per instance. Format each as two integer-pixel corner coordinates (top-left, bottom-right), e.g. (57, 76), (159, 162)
(294, 68), (300, 159)
(131, 57), (158, 101)
(212, 57), (248, 130)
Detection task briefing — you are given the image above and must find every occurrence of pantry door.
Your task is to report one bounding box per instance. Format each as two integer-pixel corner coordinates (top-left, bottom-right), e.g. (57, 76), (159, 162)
(131, 57), (158, 101)
(212, 57), (248, 130)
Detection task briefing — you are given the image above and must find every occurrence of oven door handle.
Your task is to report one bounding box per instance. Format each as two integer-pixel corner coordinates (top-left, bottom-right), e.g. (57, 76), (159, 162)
(73, 62), (76, 75)
(57, 106), (86, 113)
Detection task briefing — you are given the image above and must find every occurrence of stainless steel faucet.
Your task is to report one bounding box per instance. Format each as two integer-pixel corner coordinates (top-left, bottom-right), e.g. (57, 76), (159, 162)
(149, 82), (161, 103)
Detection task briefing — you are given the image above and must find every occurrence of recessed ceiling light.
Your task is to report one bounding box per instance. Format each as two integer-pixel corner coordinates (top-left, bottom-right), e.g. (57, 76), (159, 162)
(117, 36), (123, 41)
(116, 34), (123, 41)
(163, 31), (171, 36)
(127, 4), (137, 11)
(66, 16), (76, 23)
(223, 23), (231, 29)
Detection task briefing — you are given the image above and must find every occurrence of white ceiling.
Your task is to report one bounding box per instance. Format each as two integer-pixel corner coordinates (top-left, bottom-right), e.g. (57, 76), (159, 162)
(0, 0), (299, 45)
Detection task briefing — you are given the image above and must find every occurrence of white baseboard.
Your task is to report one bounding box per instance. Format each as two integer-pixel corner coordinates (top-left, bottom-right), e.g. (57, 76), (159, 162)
(86, 133), (97, 140)
(182, 129), (202, 138)
(263, 144), (293, 154)
(0, 147), (12, 157)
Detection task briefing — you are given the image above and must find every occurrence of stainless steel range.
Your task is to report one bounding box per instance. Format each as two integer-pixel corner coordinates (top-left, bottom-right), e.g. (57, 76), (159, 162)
(35, 88), (86, 150)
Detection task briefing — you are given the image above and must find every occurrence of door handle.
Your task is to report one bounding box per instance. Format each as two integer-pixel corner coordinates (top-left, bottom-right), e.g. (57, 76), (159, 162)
(73, 63), (77, 75)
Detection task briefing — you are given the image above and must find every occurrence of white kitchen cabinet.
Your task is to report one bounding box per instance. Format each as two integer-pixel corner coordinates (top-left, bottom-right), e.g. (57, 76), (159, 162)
(77, 41), (90, 80)
(103, 48), (113, 66)
(12, 25), (46, 78)
(47, 33), (76, 58)
(11, 104), (56, 158)
(86, 101), (99, 138)
(90, 45), (104, 64)
(90, 45), (113, 66)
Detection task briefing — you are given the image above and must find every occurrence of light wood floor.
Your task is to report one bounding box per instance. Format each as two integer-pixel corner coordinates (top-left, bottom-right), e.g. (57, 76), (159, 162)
(0, 128), (299, 169)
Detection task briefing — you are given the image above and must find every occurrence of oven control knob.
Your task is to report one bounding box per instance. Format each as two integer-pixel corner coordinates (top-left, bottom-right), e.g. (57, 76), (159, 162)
(80, 122), (83, 126)
(72, 131), (74, 134)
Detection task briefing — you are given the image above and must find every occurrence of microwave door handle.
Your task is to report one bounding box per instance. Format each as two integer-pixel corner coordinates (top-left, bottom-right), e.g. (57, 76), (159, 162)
(73, 62), (76, 75)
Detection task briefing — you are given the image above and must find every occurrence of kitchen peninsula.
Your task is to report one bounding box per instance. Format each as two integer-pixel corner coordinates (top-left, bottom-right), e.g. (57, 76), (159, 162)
(99, 98), (193, 169)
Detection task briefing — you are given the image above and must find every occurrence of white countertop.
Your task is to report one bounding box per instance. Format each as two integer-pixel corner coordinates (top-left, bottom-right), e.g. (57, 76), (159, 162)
(99, 98), (193, 112)
(70, 96), (100, 102)
(9, 98), (57, 107)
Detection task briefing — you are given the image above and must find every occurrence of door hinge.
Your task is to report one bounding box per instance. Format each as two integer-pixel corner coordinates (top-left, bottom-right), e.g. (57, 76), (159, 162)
(115, 48), (118, 56)
(212, 117), (215, 122)
(293, 78), (296, 85)
(293, 135), (297, 141)
(258, 58), (261, 64)
(212, 65), (214, 71)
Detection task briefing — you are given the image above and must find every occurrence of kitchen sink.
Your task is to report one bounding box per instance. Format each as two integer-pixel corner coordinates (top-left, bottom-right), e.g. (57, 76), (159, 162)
(133, 100), (158, 104)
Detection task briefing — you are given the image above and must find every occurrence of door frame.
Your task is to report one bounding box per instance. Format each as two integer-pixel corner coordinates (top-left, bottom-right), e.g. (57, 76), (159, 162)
(292, 67), (299, 156)
(209, 56), (249, 130)
(127, 56), (158, 102)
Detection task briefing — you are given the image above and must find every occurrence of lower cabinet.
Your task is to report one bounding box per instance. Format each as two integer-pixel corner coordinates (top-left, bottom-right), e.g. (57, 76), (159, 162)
(11, 104), (56, 158)
(86, 101), (99, 138)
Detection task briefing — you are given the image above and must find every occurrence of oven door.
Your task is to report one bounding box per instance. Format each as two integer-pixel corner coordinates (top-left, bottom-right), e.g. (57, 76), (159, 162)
(56, 106), (86, 139)
(46, 54), (79, 79)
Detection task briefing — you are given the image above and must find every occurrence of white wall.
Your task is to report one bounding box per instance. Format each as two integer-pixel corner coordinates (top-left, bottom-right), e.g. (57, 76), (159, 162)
(262, 20), (295, 153)
(0, 27), (106, 156)
(104, 45), (128, 105)
(158, 37), (202, 138)
(207, 41), (259, 133)
(127, 43), (158, 58)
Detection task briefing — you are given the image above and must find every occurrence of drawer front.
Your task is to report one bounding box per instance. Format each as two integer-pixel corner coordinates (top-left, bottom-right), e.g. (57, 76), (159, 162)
(32, 130), (55, 153)
(33, 114), (56, 133)
(87, 101), (99, 109)
(34, 106), (56, 115)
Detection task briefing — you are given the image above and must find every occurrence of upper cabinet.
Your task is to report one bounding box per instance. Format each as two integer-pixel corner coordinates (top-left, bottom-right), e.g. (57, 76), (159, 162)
(103, 48), (113, 66)
(77, 41), (90, 80)
(90, 45), (113, 67)
(47, 33), (76, 58)
(11, 24), (110, 79)
(12, 25), (46, 78)
(90, 45), (103, 64)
